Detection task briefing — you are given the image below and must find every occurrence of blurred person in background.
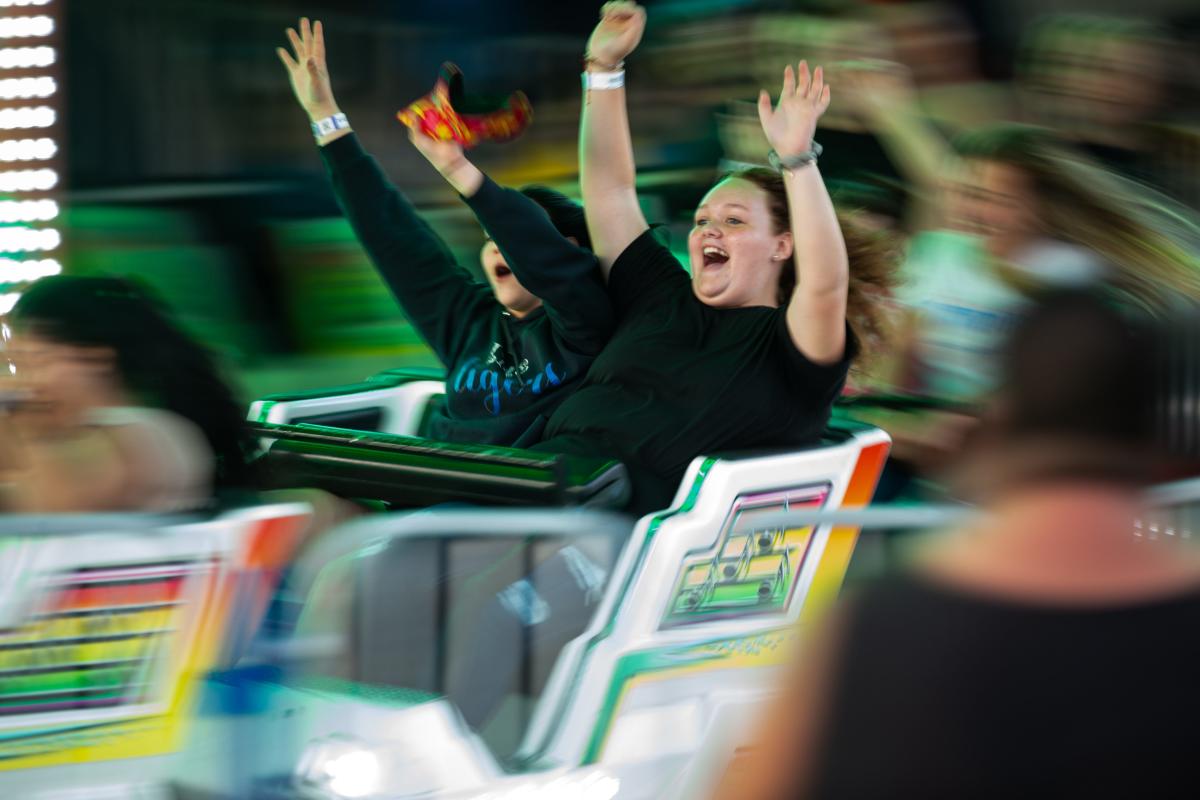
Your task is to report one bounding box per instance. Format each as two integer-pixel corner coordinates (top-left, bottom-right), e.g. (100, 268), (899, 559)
(278, 18), (613, 448)
(836, 61), (1200, 486)
(712, 289), (1200, 800)
(530, 1), (895, 515)
(902, 123), (1200, 401)
(0, 276), (254, 512)
(1016, 14), (1198, 205)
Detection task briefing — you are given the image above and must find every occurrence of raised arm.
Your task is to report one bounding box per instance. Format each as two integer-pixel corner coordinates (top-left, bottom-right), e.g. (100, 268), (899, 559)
(410, 132), (615, 352)
(759, 62), (850, 365)
(837, 60), (958, 231)
(579, 1), (650, 277)
(277, 18), (489, 366)
(276, 18), (350, 148)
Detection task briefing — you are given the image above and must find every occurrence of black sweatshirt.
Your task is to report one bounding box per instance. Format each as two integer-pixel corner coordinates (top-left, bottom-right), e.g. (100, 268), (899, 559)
(320, 133), (613, 447)
(534, 230), (853, 515)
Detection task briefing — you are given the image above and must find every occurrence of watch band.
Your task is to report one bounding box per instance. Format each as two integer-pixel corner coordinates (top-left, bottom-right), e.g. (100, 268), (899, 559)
(768, 141), (823, 171)
(311, 112), (350, 138)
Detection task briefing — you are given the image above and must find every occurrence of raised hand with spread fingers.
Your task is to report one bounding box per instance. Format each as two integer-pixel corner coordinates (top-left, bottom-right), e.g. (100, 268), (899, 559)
(757, 60), (830, 162)
(277, 17), (341, 130)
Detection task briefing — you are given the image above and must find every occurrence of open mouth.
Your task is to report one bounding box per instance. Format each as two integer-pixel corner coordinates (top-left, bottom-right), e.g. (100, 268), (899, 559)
(493, 265), (513, 279)
(702, 245), (730, 268)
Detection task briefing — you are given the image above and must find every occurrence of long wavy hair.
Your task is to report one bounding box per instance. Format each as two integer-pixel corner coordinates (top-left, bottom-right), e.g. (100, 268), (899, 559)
(724, 167), (899, 367)
(11, 275), (255, 489)
(951, 124), (1200, 309)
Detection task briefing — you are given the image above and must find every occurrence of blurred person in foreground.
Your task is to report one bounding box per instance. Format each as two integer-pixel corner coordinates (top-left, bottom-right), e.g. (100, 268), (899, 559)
(0, 275), (255, 512)
(712, 290), (1200, 799)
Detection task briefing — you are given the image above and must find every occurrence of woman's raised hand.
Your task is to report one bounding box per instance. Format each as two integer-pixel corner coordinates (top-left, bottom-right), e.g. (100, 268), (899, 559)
(585, 1), (646, 68)
(276, 17), (339, 123)
(757, 61), (831, 159)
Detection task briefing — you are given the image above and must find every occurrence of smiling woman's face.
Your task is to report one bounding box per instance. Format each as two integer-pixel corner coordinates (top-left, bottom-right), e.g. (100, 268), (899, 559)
(687, 177), (792, 309)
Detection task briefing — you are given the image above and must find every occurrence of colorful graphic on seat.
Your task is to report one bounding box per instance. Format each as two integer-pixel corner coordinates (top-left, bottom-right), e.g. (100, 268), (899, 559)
(0, 510), (309, 772)
(0, 561), (206, 720)
(663, 484), (830, 628)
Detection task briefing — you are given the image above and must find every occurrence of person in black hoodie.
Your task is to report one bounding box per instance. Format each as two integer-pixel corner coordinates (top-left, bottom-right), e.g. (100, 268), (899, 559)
(278, 18), (612, 447)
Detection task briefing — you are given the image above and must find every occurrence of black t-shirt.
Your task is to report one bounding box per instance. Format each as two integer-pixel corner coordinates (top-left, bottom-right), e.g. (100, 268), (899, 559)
(321, 134), (613, 446)
(535, 229), (853, 514)
(807, 573), (1200, 799)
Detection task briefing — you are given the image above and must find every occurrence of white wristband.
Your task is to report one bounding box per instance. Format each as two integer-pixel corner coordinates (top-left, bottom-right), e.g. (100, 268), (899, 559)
(582, 70), (625, 91)
(311, 112), (350, 138)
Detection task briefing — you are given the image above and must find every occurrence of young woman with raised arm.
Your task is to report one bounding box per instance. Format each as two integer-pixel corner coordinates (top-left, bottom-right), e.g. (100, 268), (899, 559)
(532, 1), (893, 514)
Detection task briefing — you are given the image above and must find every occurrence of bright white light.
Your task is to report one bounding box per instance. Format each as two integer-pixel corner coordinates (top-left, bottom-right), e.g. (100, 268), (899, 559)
(0, 46), (54, 68)
(0, 1), (53, 8)
(0, 293), (20, 315)
(0, 137), (56, 161)
(0, 199), (57, 222)
(0, 257), (59, 281)
(323, 749), (382, 799)
(0, 106), (55, 129)
(0, 16), (54, 38)
(0, 168), (56, 191)
(0, 76), (55, 99)
(0, 227), (58, 252)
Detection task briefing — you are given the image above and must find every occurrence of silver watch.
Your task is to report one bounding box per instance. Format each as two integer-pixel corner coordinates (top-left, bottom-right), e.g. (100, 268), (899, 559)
(768, 142), (823, 172)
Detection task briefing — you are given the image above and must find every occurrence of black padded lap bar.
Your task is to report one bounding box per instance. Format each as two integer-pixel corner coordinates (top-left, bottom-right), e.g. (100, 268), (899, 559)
(251, 423), (629, 508)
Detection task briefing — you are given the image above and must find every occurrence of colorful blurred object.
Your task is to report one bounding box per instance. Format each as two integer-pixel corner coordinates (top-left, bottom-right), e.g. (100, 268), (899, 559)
(397, 62), (533, 149)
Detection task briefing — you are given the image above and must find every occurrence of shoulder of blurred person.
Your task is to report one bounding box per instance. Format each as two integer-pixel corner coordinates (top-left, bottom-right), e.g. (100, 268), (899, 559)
(88, 406), (215, 514)
(0, 407), (216, 515)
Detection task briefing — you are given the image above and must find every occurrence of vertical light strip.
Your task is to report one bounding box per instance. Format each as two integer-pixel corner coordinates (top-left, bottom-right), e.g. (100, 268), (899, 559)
(0, 0), (61, 313)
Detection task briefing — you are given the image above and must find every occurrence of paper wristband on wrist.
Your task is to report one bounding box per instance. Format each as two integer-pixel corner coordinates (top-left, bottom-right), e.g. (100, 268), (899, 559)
(768, 142), (824, 171)
(311, 112), (350, 138)
(582, 70), (625, 90)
